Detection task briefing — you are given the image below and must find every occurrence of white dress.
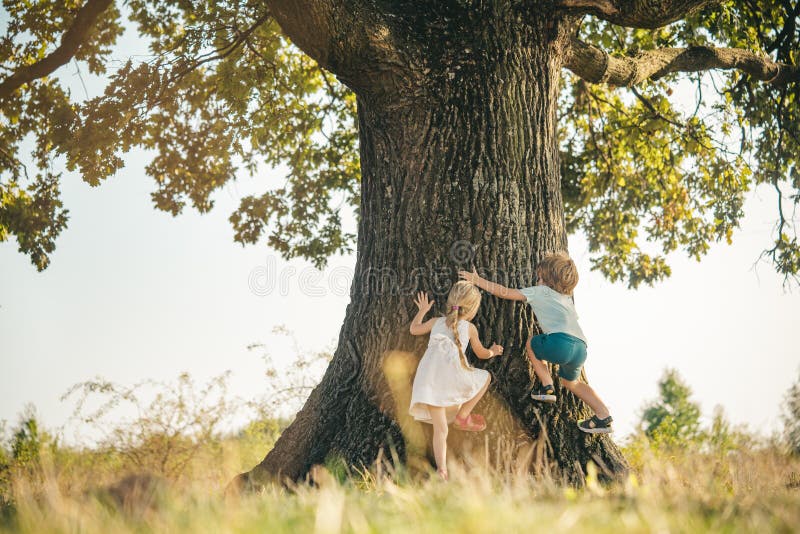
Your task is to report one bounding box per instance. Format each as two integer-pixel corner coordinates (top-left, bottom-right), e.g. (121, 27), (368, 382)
(409, 317), (491, 424)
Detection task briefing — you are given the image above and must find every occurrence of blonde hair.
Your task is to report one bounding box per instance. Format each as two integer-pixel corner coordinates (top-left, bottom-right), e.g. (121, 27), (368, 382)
(444, 281), (481, 370)
(536, 252), (579, 295)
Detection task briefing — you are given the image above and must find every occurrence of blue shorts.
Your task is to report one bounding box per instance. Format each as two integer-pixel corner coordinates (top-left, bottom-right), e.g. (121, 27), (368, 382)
(530, 332), (587, 381)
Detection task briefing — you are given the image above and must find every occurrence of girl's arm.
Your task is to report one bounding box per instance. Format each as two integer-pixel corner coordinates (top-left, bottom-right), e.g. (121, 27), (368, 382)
(458, 269), (527, 301)
(468, 323), (504, 360)
(410, 291), (438, 336)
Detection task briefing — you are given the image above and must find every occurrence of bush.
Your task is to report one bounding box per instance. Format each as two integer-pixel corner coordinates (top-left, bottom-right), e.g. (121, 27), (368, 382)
(61, 372), (240, 481)
(0, 420), (12, 521)
(783, 369), (800, 455)
(639, 369), (703, 449)
(10, 416), (40, 472)
(637, 369), (749, 454)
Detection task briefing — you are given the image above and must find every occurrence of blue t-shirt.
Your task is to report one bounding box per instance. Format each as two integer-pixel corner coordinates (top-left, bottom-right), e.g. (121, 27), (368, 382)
(519, 285), (587, 344)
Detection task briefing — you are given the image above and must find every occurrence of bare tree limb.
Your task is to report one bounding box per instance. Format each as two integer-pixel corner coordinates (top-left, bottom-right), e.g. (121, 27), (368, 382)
(0, 0), (114, 100)
(558, 0), (720, 29)
(564, 38), (800, 87)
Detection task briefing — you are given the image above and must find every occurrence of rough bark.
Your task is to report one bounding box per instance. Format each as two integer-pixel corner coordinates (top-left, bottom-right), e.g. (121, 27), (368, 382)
(264, 0), (423, 96)
(557, 0), (719, 29)
(565, 38), (800, 86)
(232, 2), (628, 491)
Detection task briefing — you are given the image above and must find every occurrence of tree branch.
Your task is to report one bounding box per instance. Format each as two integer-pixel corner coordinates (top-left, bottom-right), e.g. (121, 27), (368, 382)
(264, 0), (384, 84)
(167, 11), (272, 85)
(0, 0), (114, 100)
(264, 0), (414, 95)
(564, 39), (800, 87)
(558, 0), (719, 29)
(264, 0), (341, 71)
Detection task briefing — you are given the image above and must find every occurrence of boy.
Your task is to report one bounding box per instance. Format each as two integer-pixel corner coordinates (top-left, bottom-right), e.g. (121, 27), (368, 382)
(459, 252), (613, 434)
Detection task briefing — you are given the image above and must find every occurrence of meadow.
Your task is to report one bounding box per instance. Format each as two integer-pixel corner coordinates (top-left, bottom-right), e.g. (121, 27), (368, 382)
(1, 368), (799, 534)
(2, 434), (799, 533)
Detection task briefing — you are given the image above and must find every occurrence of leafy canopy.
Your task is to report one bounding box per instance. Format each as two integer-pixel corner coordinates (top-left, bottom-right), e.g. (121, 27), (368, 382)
(1, 0), (798, 286)
(562, 2), (800, 286)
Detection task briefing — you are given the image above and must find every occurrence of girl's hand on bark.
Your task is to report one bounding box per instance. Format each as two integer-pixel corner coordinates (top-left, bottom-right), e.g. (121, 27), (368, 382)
(489, 343), (503, 357)
(414, 291), (434, 313)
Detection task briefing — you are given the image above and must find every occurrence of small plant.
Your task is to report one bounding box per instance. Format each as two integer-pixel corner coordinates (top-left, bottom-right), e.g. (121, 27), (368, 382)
(703, 405), (751, 453)
(0, 420), (12, 521)
(783, 370), (800, 455)
(0, 420), (10, 471)
(9, 406), (42, 472)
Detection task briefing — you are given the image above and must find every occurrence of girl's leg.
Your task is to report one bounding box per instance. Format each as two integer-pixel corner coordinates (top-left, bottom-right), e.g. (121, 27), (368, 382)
(428, 405), (449, 479)
(456, 374), (491, 420)
(561, 379), (611, 419)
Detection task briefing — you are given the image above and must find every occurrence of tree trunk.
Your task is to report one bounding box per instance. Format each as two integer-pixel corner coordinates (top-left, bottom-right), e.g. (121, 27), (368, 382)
(233, 4), (627, 490)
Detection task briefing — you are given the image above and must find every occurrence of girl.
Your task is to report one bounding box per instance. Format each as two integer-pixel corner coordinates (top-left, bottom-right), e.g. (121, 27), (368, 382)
(408, 281), (504, 480)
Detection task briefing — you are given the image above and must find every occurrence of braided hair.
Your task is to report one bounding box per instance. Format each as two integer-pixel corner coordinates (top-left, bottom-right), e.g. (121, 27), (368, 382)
(444, 281), (481, 370)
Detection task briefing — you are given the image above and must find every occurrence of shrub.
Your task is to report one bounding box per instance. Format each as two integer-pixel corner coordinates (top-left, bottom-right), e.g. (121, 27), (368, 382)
(637, 369), (750, 454)
(61, 372), (239, 481)
(783, 369), (800, 455)
(639, 369), (703, 449)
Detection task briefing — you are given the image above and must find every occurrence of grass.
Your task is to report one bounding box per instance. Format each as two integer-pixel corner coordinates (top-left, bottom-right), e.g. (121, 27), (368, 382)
(7, 347), (792, 531)
(1, 437), (799, 534)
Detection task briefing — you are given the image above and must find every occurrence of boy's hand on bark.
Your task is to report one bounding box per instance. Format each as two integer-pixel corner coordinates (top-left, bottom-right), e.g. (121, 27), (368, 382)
(458, 269), (480, 284)
(414, 291), (434, 313)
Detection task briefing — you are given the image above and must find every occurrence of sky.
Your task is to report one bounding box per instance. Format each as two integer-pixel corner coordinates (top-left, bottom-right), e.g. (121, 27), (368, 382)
(1, 164), (797, 441)
(1, 12), (799, 443)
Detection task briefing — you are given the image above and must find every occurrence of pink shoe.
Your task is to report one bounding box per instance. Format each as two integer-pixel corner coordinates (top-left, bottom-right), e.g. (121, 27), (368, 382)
(454, 413), (486, 432)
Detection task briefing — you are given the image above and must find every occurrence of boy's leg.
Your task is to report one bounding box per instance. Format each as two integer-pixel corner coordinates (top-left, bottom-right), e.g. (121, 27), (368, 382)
(526, 335), (553, 386)
(456, 375), (491, 420)
(526, 334), (557, 403)
(561, 379), (611, 419)
(529, 353), (554, 387)
(428, 405), (449, 478)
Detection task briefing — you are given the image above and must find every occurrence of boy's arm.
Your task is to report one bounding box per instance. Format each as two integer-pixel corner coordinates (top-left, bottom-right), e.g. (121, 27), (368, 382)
(458, 269), (527, 301)
(468, 324), (504, 359)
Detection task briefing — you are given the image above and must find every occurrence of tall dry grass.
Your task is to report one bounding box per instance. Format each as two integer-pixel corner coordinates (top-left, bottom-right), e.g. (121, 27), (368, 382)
(3, 360), (798, 533)
(1, 429), (798, 533)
